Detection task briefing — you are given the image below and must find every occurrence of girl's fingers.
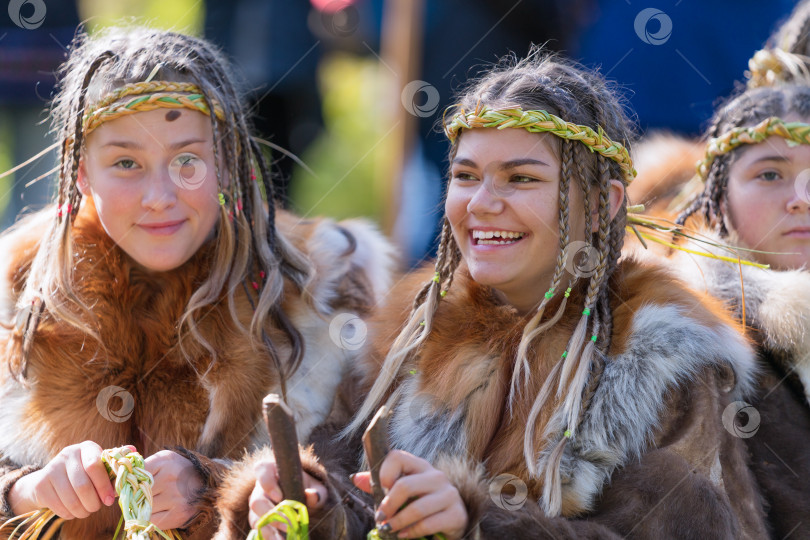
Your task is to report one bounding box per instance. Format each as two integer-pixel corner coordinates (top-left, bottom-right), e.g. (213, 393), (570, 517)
(382, 488), (455, 533)
(397, 507), (465, 540)
(36, 481), (72, 520)
(51, 468), (90, 519)
(80, 444), (115, 506)
(351, 471), (372, 493)
(249, 484), (274, 526)
(65, 460), (102, 515)
(304, 487), (326, 509)
(378, 451), (430, 492)
(377, 468), (445, 522)
(253, 461), (282, 502)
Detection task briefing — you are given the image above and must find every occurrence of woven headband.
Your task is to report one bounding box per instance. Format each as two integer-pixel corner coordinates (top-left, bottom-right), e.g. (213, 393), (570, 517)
(697, 116), (810, 179)
(444, 105), (637, 183)
(82, 80), (225, 134)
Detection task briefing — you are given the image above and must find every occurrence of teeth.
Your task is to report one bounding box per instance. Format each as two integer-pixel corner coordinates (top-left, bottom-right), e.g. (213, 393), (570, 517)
(472, 230), (524, 240)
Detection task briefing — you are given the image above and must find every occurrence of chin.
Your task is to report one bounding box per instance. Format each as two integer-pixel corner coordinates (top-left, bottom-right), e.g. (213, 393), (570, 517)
(130, 253), (187, 273)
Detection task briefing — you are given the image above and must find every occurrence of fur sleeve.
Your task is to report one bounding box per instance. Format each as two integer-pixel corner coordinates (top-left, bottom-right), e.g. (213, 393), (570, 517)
(172, 447), (229, 538)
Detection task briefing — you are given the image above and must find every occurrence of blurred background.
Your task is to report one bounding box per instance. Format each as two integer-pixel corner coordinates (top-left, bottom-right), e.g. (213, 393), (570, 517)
(0, 0), (799, 265)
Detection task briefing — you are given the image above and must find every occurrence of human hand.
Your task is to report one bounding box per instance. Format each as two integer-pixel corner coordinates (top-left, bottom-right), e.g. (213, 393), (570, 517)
(144, 450), (203, 530)
(353, 450), (467, 539)
(8, 441), (129, 519)
(248, 456), (328, 539)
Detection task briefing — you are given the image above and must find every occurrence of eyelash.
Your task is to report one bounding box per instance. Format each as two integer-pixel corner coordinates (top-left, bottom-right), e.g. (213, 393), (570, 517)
(756, 170), (781, 182)
(115, 158), (137, 170)
(452, 172), (540, 183)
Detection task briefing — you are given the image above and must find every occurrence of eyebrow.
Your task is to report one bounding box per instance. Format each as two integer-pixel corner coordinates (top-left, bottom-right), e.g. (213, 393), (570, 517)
(745, 154), (791, 165)
(452, 157), (550, 169)
(101, 138), (208, 151)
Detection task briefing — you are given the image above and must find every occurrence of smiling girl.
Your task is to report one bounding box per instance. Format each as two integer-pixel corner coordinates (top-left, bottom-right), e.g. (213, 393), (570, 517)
(676, 83), (810, 538)
(0, 27), (392, 539)
(224, 52), (770, 539)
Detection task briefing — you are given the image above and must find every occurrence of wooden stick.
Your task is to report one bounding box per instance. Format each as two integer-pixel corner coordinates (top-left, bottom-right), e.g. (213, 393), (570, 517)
(263, 394), (306, 503)
(363, 406), (397, 539)
(362, 406), (392, 507)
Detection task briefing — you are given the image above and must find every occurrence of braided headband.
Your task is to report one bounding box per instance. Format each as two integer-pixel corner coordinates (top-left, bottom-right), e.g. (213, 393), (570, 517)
(697, 116), (810, 179)
(82, 80), (225, 135)
(444, 105), (637, 183)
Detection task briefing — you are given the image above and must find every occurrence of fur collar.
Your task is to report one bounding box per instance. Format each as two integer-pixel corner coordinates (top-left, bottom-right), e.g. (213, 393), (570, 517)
(0, 203), (395, 467)
(663, 228), (810, 403)
(370, 257), (756, 516)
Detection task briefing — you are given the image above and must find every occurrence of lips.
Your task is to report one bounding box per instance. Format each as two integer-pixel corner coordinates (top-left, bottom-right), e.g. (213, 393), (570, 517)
(783, 227), (810, 237)
(137, 219), (186, 236)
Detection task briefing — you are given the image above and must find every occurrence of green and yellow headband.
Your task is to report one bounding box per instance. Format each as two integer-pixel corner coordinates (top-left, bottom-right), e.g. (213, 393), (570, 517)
(444, 105), (637, 183)
(697, 116), (810, 179)
(82, 80), (225, 135)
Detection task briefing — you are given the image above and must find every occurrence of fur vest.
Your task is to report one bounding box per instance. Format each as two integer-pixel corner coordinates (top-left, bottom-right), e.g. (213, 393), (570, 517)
(0, 202), (394, 539)
(214, 257), (771, 539)
(671, 234), (810, 539)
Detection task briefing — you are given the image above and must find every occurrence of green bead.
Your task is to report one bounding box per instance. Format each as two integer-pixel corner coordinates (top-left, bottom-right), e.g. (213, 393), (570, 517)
(564, 430), (571, 438)
(582, 308), (591, 316)
(591, 335), (597, 342)
(561, 351), (567, 358)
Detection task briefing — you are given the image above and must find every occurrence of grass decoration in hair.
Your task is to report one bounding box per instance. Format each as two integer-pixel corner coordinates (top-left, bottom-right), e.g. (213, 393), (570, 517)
(625, 206), (769, 268)
(0, 447), (181, 540)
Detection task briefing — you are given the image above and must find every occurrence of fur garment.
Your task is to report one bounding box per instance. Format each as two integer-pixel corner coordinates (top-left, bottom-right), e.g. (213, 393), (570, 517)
(670, 232), (810, 539)
(215, 257), (770, 539)
(0, 200), (394, 539)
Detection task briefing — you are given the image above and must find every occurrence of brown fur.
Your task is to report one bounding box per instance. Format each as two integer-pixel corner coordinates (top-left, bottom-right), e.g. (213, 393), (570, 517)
(353, 258), (767, 536)
(214, 372), (375, 540)
(0, 203), (388, 539)
(626, 132), (704, 219)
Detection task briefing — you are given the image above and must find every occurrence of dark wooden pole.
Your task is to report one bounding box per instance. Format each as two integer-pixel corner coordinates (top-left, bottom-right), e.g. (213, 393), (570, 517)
(262, 394), (306, 503)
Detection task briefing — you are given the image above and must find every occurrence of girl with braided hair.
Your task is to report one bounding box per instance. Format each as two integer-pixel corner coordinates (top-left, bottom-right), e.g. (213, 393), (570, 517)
(628, 0), (810, 220)
(674, 83), (810, 538)
(221, 51), (768, 539)
(0, 26), (393, 539)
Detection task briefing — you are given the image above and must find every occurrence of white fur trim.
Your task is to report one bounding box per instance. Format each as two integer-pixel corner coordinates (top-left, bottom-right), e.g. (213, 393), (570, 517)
(305, 218), (396, 315)
(0, 373), (51, 467)
(672, 231), (810, 404)
(538, 302), (756, 513)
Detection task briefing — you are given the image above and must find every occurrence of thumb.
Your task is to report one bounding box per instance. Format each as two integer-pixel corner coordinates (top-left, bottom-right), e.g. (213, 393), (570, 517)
(351, 471), (372, 494)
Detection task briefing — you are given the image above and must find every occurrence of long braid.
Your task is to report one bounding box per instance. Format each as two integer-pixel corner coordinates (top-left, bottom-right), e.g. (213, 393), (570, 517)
(511, 139), (574, 403)
(344, 218), (461, 436)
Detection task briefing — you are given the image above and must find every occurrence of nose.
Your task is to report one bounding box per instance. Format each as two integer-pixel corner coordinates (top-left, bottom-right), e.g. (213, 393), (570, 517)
(467, 178), (505, 216)
(141, 167), (178, 211)
(787, 182), (810, 214)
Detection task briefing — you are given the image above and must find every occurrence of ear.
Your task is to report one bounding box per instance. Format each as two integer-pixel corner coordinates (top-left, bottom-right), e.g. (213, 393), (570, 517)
(607, 179), (625, 222)
(589, 180), (626, 233)
(76, 159), (90, 196)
